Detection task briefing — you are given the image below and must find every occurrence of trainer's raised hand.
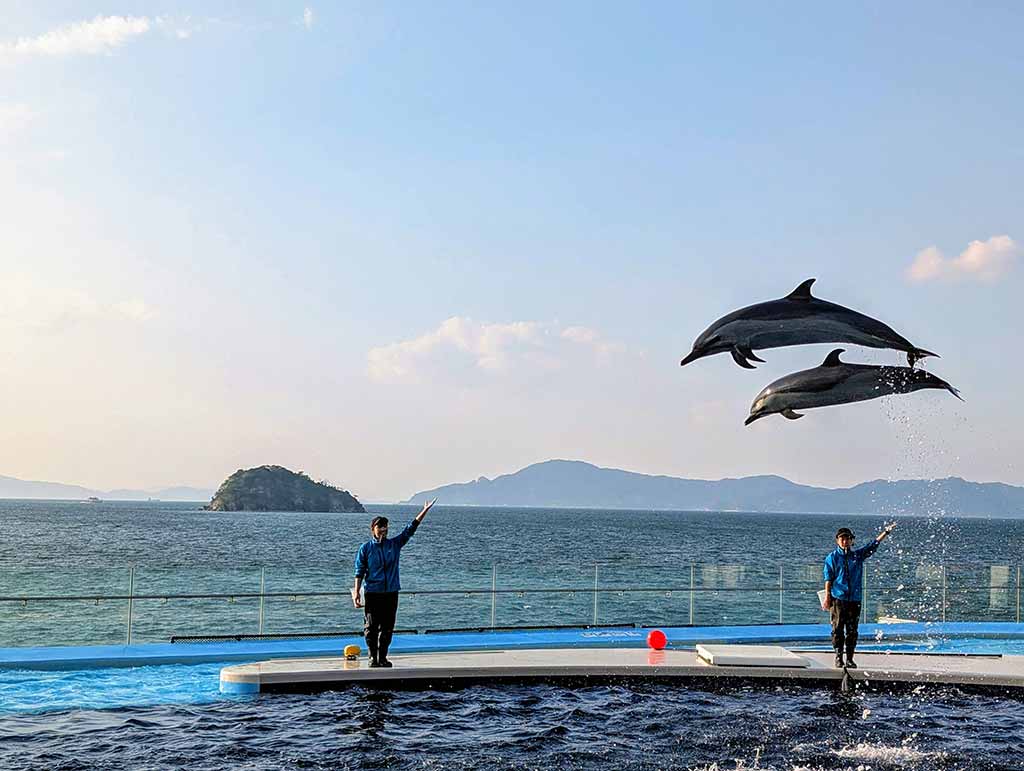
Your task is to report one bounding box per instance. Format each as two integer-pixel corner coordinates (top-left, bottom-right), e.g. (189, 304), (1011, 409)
(415, 498), (436, 523)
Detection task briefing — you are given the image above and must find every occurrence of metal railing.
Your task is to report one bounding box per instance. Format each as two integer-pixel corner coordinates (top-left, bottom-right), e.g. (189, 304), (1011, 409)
(0, 562), (1020, 647)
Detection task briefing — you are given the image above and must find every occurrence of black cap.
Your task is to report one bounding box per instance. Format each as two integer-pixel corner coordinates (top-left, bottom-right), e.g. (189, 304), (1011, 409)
(836, 527), (854, 539)
(371, 516), (389, 529)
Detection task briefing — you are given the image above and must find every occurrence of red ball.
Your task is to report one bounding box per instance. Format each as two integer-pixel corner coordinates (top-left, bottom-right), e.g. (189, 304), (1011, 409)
(647, 629), (667, 650)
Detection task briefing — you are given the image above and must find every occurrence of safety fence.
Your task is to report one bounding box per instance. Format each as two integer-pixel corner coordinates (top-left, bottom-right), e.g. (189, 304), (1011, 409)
(0, 562), (1019, 648)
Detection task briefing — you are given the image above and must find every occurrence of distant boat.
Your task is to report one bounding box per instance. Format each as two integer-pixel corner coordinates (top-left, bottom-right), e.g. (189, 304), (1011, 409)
(86, 496), (101, 503)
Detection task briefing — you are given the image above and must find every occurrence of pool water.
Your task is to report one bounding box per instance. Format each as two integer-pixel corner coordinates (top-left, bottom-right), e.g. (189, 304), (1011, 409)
(2, 637), (1023, 770)
(1, 680), (1022, 770)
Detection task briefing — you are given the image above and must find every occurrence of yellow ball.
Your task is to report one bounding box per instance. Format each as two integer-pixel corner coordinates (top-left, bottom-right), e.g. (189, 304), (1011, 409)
(343, 644), (361, 660)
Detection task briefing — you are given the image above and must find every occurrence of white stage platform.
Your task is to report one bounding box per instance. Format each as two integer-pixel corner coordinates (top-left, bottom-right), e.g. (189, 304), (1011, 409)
(219, 646), (1024, 694)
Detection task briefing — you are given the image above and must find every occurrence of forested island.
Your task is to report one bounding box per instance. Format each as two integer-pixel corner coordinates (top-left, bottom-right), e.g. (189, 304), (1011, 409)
(205, 465), (365, 513)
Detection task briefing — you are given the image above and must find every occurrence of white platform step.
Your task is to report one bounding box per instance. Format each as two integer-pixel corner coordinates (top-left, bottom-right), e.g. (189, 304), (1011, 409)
(696, 644), (811, 668)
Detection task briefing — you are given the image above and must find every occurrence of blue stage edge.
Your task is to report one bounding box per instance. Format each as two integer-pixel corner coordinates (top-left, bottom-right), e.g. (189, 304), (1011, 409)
(2, 622), (1024, 672)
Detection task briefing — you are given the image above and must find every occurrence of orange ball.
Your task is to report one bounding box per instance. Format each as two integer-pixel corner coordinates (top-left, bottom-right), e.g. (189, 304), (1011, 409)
(647, 629), (667, 650)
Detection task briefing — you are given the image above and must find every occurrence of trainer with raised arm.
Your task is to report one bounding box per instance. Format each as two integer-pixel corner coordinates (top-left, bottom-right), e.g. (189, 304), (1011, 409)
(823, 521), (896, 669)
(352, 499), (436, 667)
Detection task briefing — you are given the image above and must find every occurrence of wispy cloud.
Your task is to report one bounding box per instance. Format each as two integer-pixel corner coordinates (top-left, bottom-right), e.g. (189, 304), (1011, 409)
(367, 317), (625, 384)
(303, 7), (315, 30)
(0, 15), (153, 59)
(0, 279), (157, 332)
(906, 235), (1020, 283)
(0, 103), (35, 138)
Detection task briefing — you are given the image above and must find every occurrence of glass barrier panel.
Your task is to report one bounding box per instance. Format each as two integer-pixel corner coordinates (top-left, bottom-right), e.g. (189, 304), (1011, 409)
(0, 567), (130, 647)
(129, 568), (261, 642)
(130, 597), (261, 643)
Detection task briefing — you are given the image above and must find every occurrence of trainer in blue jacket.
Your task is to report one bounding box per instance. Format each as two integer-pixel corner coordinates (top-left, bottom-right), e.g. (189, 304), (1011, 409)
(352, 498), (436, 667)
(823, 521), (896, 669)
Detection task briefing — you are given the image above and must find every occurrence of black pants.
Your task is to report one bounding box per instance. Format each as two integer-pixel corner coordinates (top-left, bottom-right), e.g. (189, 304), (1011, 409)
(363, 591), (399, 662)
(830, 599), (861, 657)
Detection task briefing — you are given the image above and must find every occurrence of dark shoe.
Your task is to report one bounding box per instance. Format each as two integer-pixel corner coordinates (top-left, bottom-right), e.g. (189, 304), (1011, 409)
(369, 660), (383, 668)
(846, 658), (857, 669)
(834, 654), (844, 668)
(379, 658), (393, 668)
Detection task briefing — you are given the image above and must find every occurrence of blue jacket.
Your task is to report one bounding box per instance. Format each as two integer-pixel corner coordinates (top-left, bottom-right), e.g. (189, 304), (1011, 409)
(354, 520), (419, 593)
(823, 540), (879, 602)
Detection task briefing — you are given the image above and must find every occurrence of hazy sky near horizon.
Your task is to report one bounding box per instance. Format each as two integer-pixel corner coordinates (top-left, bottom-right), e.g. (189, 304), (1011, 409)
(2, 2), (1022, 501)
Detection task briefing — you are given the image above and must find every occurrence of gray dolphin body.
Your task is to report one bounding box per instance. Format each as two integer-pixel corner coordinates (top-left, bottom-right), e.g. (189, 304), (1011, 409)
(680, 279), (937, 369)
(745, 349), (962, 425)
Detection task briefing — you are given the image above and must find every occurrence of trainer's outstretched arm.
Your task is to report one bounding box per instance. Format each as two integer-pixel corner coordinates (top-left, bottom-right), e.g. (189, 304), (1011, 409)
(877, 522), (897, 543)
(414, 498), (437, 524)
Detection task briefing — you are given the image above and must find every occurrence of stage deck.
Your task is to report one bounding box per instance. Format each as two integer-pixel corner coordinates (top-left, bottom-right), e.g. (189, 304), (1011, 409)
(219, 646), (1024, 694)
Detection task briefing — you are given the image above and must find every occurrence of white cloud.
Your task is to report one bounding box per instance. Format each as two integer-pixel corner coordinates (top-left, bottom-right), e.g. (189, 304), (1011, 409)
(303, 7), (315, 30)
(111, 299), (157, 322)
(0, 103), (36, 138)
(367, 317), (625, 384)
(0, 278), (156, 331)
(0, 15), (153, 60)
(907, 235), (1020, 283)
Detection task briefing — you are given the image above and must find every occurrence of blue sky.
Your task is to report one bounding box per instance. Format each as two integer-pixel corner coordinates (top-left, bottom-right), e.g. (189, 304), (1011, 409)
(1, 2), (1022, 500)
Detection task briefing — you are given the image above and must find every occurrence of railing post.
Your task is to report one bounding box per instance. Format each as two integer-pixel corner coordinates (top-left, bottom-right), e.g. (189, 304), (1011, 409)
(126, 566), (135, 646)
(592, 564), (599, 626)
(778, 565), (784, 624)
(258, 567), (266, 635)
(490, 564), (497, 628)
(1017, 565), (1021, 624)
(689, 564), (695, 626)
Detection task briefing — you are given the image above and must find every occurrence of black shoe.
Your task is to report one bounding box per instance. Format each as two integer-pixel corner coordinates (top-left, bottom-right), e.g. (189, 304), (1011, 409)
(846, 657), (857, 669)
(369, 660), (383, 668)
(379, 658), (393, 668)
(834, 654), (844, 668)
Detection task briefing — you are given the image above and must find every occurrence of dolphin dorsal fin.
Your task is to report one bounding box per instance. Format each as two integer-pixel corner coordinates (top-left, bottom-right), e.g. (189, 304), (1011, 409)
(822, 348), (845, 367)
(786, 278), (816, 301)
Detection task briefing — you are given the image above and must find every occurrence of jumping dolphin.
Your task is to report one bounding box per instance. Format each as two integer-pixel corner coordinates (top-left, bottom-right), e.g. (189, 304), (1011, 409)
(744, 349), (962, 425)
(680, 279), (938, 369)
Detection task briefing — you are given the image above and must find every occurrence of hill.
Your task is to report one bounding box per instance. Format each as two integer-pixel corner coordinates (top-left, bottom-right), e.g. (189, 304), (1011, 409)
(403, 460), (1024, 518)
(0, 474), (213, 501)
(205, 465), (365, 513)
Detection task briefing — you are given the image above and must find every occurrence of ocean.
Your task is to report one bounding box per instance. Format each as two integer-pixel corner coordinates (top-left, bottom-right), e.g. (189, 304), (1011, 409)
(1, 500), (1021, 645)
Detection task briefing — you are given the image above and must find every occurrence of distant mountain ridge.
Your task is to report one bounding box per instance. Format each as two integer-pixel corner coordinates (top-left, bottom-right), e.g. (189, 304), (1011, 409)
(0, 474), (213, 502)
(403, 460), (1024, 518)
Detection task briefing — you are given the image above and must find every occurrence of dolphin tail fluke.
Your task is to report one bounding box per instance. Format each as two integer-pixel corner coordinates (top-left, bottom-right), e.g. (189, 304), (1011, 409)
(730, 346), (757, 369)
(907, 348), (940, 368)
(781, 409), (804, 420)
(947, 384), (965, 402)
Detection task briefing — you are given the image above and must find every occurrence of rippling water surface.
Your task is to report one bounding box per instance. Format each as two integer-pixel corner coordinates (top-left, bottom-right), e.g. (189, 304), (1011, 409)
(2, 682), (1023, 770)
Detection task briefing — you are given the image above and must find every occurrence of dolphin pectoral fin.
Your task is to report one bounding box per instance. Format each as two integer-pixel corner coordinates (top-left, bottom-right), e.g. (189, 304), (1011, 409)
(781, 409), (804, 420)
(908, 348), (940, 368)
(786, 278), (816, 301)
(730, 347), (757, 369)
(737, 344), (766, 363)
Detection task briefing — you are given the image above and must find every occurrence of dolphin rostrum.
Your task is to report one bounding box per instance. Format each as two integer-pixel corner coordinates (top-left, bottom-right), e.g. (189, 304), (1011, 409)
(680, 279), (938, 369)
(744, 349), (962, 425)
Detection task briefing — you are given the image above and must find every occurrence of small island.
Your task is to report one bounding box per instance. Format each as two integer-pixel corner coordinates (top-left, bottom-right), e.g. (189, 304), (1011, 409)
(205, 465), (365, 513)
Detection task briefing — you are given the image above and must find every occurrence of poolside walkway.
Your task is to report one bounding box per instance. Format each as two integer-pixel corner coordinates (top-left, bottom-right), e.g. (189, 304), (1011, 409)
(2, 621), (1023, 672)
